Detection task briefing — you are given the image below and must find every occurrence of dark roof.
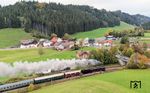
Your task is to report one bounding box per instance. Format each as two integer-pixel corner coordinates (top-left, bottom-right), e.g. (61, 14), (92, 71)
(21, 39), (37, 45)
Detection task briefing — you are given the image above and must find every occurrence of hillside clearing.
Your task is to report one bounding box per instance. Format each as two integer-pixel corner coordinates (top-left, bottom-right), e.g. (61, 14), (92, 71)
(31, 69), (150, 93)
(0, 28), (33, 48)
(72, 22), (135, 39)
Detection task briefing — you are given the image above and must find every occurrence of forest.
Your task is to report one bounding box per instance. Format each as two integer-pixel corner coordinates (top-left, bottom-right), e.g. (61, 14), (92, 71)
(142, 22), (150, 30)
(0, 1), (150, 37)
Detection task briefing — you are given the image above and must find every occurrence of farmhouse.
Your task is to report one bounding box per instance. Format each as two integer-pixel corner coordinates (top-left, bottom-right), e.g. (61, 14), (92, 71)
(54, 40), (75, 51)
(76, 51), (91, 59)
(102, 40), (113, 46)
(51, 37), (58, 45)
(20, 39), (37, 48)
(38, 39), (52, 47)
(105, 35), (116, 40)
(94, 40), (113, 47)
(83, 38), (90, 47)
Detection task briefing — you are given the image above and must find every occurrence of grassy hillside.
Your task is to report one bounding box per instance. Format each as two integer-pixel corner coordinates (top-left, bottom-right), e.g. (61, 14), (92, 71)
(0, 47), (95, 63)
(31, 69), (150, 93)
(0, 22), (133, 48)
(0, 28), (33, 48)
(144, 33), (150, 38)
(0, 22), (134, 62)
(72, 22), (135, 39)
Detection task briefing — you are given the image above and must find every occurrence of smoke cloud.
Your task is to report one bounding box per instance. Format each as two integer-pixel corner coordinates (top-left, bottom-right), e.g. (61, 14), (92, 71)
(0, 59), (100, 77)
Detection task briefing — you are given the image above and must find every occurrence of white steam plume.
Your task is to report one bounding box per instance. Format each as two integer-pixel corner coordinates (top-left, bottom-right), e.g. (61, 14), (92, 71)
(0, 59), (100, 77)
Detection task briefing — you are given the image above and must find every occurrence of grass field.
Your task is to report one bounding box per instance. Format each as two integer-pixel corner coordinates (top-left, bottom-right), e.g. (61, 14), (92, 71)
(72, 22), (135, 39)
(0, 28), (33, 48)
(144, 33), (150, 38)
(0, 22), (133, 48)
(0, 47), (95, 63)
(31, 69), (150, 93)
(139, 33), (150, 43)
(0, 77), (10, 83)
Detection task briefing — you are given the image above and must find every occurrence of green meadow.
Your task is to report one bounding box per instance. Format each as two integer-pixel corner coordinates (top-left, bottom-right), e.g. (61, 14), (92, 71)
(0, 22), (134, 48)
(139, 33), (150, 43)
(72, 22), (135, 39)
(0, 28), (33, 48)
(0, 47), (95, 63)
(31, 69), (150, 93)
(0, 22), (134, 63)
(144, 33), (150, 38)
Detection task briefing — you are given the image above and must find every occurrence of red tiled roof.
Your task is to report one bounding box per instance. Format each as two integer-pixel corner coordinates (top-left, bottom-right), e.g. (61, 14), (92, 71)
(99, 40), (113, 44)
(51, 37), (58, 43)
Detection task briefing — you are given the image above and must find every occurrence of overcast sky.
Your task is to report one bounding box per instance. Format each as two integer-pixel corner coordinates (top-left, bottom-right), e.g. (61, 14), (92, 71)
(0, 0), (150, 16)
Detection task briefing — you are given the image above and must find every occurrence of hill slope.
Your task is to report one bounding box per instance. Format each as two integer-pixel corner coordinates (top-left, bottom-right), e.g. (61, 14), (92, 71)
(142, 22), (150, 30)
(0, 28), (33, 48)
(72, 22), (135, 39)
(112, 11), (150, 25)
(0, 22), (133, 48)
(0, 1), (120, 37)
(0, 1), (149, 37)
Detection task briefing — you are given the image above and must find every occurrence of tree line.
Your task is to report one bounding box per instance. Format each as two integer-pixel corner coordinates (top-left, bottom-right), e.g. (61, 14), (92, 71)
(0, 1), (149, 37)
(112, 11), (150, 26)
(107, 27), (144, 38)
(142, 22), (150, 30)
(0, 1), (120, 37)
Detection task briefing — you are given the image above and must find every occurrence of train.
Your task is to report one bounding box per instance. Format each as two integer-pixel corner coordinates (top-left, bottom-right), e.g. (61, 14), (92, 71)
(0, 66), (105, 92)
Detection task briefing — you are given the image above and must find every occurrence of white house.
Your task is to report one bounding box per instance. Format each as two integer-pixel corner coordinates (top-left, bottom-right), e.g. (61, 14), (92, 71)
(83, 38), (90, 47)
(20, 39), (38, 48)
(105, 35), (116, 40)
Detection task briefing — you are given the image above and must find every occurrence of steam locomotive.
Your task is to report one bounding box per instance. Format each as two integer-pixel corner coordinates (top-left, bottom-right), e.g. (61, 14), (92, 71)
(0, 66), (105, 92)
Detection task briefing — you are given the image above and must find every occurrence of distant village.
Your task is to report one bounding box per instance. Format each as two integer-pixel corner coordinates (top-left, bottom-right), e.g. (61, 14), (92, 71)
(20, 35), (116, 51)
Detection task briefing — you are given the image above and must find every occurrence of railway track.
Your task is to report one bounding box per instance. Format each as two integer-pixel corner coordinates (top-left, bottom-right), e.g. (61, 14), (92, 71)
(105, 65), (124, 72)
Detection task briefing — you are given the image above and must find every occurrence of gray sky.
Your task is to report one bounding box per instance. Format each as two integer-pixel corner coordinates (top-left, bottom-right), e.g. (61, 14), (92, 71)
(0, 0), (150, 16)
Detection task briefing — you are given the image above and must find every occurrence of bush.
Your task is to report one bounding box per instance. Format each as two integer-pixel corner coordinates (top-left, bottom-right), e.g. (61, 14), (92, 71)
(144, 50), (150, 58)
(127, 61), (147, 69)
(119, 44), (129, 52)
(31, 30), (47, 38)
(103, 49), (118, 65)
(71, 44), (80, 50)
(137, 61), (147, 69)
(126, 53), (148, 69)
(90, 48), (118, 65)
(38, 46), (44, 55)
(90, 49), (104, 63)
(126, 61), (139, 69)
(110, 46), (118, 55)
(28, 84), (35, 92)
(123, 48), (134, 57)
(132, 44), (144, 54)
(50, 33), (57, 39)
(120, 36), (129, 44)
(63, 33), (72, 40)
(143, 42), (148, 51)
